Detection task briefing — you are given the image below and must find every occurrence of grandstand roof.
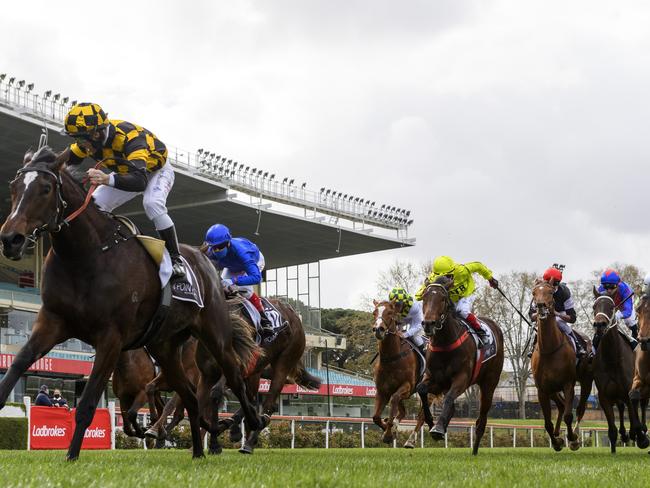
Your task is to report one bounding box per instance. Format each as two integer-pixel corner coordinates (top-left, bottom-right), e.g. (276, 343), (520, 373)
(0, 100), (413, 268)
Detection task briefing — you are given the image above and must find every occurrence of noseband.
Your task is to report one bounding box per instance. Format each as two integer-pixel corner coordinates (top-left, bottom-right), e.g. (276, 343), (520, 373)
(593, 295), (617, 330)
(373, 307), (400, 339)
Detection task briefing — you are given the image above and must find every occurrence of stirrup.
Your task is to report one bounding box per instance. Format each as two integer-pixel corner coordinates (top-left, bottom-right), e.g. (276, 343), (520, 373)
(171, 259), (186, 279)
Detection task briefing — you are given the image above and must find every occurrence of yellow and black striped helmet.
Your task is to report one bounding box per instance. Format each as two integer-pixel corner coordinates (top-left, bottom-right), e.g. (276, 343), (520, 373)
(64, 103), (108, 136)
(388, 287), (413, 317)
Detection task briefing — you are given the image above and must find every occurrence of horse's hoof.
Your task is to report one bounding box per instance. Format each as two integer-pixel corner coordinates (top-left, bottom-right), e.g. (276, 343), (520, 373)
(430, 426), (445, 441)
(229, 429), (243, 443)
(65, 455), (79, 462)
(208, 446), (223, 455)
(239, 444), (254, 454)
(192, 452), (206, 459)
(403, 442), (415, 449)
(552, 438), (565, 452)
(621, 434), (630, 444)
(144, 428), (159, 439)
(569, 441), (580, 451)
(636, 434), (650, 450)
(382, 435), (393, 445)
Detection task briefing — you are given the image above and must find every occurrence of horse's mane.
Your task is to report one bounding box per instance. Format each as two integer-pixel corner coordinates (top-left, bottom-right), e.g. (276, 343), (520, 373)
(29, 146), (57, 164)
(433, 275), (453, 287)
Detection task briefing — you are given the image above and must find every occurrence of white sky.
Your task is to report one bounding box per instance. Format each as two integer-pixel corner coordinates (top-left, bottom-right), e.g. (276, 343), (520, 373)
(3, 1), (650, 308)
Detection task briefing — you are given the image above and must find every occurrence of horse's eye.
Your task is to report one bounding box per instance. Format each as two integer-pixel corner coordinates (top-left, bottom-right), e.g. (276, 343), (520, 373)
(41, 184), (52, 195)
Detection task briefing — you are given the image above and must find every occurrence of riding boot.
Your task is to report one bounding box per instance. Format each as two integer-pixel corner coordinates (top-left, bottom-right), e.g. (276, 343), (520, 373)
(249, 292), (274, 335)
(158, 226), (186, 279)
(527, 333), (537, 358)
(571, 331), (586, 358)
(466, 313), (486, 348)
(631, 324), (639, 340)
(592, 333), (601, 352)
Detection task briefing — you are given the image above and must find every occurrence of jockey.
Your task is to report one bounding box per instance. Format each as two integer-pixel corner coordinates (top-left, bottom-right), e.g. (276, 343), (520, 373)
(415, 256), (499, 347)
(598, 268), (638, 345)
(203, 224), (273, 334)
(388, 287), (426, 355)
(61, 103), (185, 278)
(528, 266), (586, 357)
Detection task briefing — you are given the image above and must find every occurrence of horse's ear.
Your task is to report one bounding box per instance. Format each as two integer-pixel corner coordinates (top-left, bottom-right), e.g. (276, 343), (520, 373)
(445, 276), (454, 289)
(372, 299), (379, 307)
(49, 148), (70, 171)
(23, 150), (34, 166)
(592, 285), (600, 298)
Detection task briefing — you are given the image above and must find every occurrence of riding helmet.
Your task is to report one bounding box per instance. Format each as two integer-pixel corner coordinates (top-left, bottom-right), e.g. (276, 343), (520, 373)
(542, 267), (562, 283)
(64, 103), (109, 136)
(600, 268), (621, 285)
(205, 224), (232, 247)
(389, 287), (414, 317)
(433, 256), (456, 275)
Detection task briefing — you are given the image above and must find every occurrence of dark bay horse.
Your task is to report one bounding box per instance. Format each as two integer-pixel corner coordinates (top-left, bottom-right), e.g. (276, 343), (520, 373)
(630, 293), (650, 447)
(372, 299), (428, 447)
(113, 348), (163, 438)
(416, 277), (504, 455)
(531, 280), (592, 452)
(0, 147), (261, 460)
(592, 288), (648, 451)
(210, 298), (320, 454)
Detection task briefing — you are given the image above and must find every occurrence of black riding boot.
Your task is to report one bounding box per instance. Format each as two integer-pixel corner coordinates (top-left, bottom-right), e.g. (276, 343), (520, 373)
(527, 333), (537, 358)
(158, 226), (186, 279)
(259, 310), (274, 335)
(571, 332), (586, 358)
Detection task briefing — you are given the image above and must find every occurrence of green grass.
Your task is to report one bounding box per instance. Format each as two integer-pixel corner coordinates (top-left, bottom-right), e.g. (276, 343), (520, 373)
(1, 448), (650, 487)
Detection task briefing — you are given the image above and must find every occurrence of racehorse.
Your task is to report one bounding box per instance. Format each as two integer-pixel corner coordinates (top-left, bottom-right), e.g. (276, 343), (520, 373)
(629, 292), (650, 447)
(0, 147), (261, 460)
(144, 337), (200, 442)
(531, 280), (592, 452)
(113, 348), (163, 438)
(416, 276), (504, 455)
(592, 287), (648, 451)
(210, 297), (321, 454)
(372, 299), (428, 448)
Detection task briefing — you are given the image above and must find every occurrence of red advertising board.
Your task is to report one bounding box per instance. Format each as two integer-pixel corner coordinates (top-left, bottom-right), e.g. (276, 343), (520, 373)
(29, 406), (112, 450)
(0, 353), (92, 376)
(259, 379), (377, 398)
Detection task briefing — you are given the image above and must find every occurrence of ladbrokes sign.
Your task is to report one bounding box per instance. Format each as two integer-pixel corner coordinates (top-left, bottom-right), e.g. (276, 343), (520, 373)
(30, 406), (111, 450)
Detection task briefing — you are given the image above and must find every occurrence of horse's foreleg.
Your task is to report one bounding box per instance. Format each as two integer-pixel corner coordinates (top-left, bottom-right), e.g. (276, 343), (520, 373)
(144, 373), (163, 422)
(473, 384), (495, 455)
(67, 338), (121, 461)
(539, 391), (562, 451)
(128, 391), (148, 438)
(600, 397), (618, 454)
(629, 388), (650, 449)
(561, 383), (579, 450)
(0, 315), (67, 407)
(404, 406), (426, 449)
(383, 383), (410, 445)
(372, 393), (389, 432)
(416, 377), (434, 429)
(145, 393), (181, 440)
(616, 401), (629, 444)
(431, 376), (466, 440)
(551, 393), (564, 438)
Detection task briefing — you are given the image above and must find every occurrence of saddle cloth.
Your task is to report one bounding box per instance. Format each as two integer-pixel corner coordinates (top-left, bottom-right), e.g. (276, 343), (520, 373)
(410, 338), (428, 381)
(240, 297), (288, 344)
(461, 318), (498, 364)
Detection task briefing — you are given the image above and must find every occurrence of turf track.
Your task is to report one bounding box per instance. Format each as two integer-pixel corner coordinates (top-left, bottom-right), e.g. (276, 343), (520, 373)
(1, 448), (649, 487)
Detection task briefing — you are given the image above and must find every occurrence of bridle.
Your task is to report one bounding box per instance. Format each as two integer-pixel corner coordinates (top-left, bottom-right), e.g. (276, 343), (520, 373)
(533, 282), (555, 321)
(373, 305), (401, 340)
(593, 294), (617, 330)
(422, 283), (451, 335)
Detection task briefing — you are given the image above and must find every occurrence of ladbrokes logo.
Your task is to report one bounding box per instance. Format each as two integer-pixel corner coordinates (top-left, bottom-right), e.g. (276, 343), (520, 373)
(332, 386), (354, 395)
(32, 425), (67, 437)
(84, 427), (106, 439)
(365, 387), (377, 396)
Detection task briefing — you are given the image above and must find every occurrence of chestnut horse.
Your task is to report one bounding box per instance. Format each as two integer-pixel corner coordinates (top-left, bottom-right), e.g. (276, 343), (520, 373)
(0, 147), (260, 460)
(112, 348), (163, 438)
(372, 300), (428, 448)
(416, 276), (504, 455)
(592, 288), (648, 451)
(629, 293), (650, 447)
(531, 280), (592, 452)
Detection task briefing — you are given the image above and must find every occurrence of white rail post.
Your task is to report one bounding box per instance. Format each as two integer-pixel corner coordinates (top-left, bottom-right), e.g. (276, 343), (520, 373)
(109, 401), (116, 450)
(444, 431), (448, 449)
(596, 430), (599, 447)
(360, 422), (364, 449)
(420, 426), (424, 448)
(291, 419), (295, 449)
(530, 428), (533, 448)
(513, 427), (516, 448)
(490, 426), (493, 448)
(470, 426), (474, 448)
(325, 421), (330, 449)
(23, 396), (31, 451)
(204, 431), (208, 450)
(581, 429), (585, 447)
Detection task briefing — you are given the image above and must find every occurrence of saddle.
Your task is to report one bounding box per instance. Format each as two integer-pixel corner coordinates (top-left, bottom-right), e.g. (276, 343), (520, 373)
(229, 295), (289, 344)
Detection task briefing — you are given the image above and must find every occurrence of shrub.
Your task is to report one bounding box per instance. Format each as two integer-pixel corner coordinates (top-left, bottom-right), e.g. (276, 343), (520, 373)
(115, 430), (142, 449)
(0, 417), (27, 449)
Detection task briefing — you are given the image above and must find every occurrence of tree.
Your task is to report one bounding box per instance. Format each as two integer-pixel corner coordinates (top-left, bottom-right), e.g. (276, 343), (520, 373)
(321, 308), (376, 375)
(359, 259), (432, 310)
(475, 271), (537, 419)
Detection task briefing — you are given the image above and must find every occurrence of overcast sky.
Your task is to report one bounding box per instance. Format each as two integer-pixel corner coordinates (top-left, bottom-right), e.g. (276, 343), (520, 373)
(3, 1), (650, 308)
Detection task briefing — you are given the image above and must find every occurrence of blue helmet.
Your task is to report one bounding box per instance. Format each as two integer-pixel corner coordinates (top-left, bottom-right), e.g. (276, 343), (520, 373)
(205, 224), (231, 260)
(600, 268), (621, 285)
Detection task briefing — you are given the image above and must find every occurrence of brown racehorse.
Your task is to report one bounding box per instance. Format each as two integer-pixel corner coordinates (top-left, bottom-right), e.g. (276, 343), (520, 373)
(416, 276), (504, 455)
(629, 293), (650, 447)
(0, 147), (261, 460)
(112, 348), (163, 438)
(531, 280), (592, 452)
(210, 297), (321, 454)
(592, 288), (648, 452)
(372, 300), (428, 448)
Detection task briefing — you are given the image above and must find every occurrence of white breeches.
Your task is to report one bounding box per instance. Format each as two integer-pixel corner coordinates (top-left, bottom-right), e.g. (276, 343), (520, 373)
(455, 294), (476, 318)
(221, 253), (265, 298)
(92, 164), (175, 229)
(615, 309), (637, 328)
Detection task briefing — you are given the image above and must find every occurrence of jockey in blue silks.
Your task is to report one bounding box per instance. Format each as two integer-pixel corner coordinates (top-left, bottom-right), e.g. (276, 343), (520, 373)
(598, 268), (638, 344)
(203, 224), (273, 333)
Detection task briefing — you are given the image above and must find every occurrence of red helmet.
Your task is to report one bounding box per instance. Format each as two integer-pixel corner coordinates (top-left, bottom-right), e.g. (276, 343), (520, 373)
(543, 267), (562, 283)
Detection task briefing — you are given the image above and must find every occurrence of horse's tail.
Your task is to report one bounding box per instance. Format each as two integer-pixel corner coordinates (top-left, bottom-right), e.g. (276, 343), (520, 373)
(292, 363), (322, 390)
(229, 312), (263, 374)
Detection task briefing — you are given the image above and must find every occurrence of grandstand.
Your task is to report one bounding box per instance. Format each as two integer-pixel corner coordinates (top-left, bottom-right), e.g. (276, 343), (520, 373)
(0, 73), (413, 416)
